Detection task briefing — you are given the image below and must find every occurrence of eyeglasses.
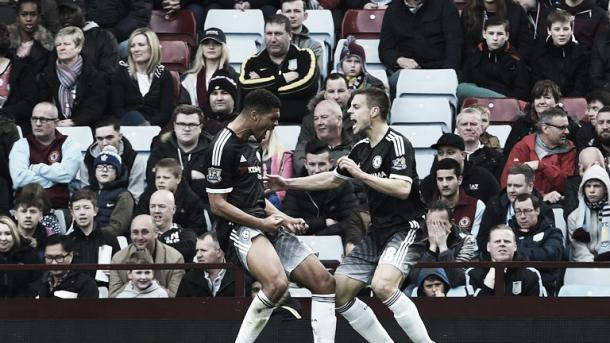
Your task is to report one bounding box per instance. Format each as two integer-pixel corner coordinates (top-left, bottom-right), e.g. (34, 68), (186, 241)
(174, 122), (201, 130)
(544, 122), (569, 131)
(515, 208), (535, 216)
(44, 253), (71, 263)
(95, 164), (114, 171)
(31, 116), (58, 124)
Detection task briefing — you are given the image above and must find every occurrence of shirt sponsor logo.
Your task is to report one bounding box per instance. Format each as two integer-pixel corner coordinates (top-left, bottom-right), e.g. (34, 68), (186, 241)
(372, 155), (382, 169)
(469, 184), (479, 190)
(207, 167), (222, 184)
(391, 156), (407, 170)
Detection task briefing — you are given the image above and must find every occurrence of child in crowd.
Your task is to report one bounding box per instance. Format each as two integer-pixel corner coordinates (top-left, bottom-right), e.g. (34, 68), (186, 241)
(337, 36), (384, 91)
(116, 257), (169, 298)
(468, 103), (502, 151)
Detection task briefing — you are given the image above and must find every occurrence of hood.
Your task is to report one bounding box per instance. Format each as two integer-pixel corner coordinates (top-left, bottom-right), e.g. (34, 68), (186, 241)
(578, 164), (610, 197)
(7, 23), (55, 51)
(88, 138), (132, 159)
(121, 280), (165, 296)
(416, 268), (450, 296)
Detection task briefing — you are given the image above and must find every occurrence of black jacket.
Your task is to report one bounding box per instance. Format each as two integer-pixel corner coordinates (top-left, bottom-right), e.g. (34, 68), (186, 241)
(159, 224), (198, 263)
(531, 39), (589, 97)
(590, 29), (610, 92)
(38, 55), (107, 126)
(421, 161), (500, 204)
(0, 57), (37, 128)
(460, 42), (530, 100)
(467, 144), (503, 178)
(379, 0), (463, 71)
(559, 0), (607, 52)
(465, 252), (545, 296)
(0, 238), (40, 298)
(111, 63), (174, 127)
(82, 24), (119, 78)
(477, 188), (555, 248)
(84, 0), (153, 42)
(283, 181), (364, 245)
(176, 268), (235, 297)
(28, 271), (99, 298)
(67, 226), (121, 266)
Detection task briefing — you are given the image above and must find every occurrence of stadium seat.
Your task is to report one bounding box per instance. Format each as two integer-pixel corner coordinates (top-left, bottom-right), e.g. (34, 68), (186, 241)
(391, 124), (444, 148)
(486, 125), (511, 149)
(98, 287), (109, 299)
(341, 9), (385, 39)
(447, 285), (467, 297)
(368, 69), (389, 89)
(461, 97), (521, 124)
(225, 36), (259, 72)
(120, 126), (162, 152)
(274, 125), (300, 151)
(298, 235), (343, 262)
(396, 69), (459, 112)
(564, 268), (610, 288)
(149, 10), (197, 48)
(204, 10), (265, 48)
(390, 97), (453, 131)
(160, 39), (190, 73)
(57, 126), (93, 152)
(558, 285), (610, 297)
(304, 10), (336, 53)
(169, 70), (181, 105)
(552, 208), (567, 247)
(559, 97), (587, 123)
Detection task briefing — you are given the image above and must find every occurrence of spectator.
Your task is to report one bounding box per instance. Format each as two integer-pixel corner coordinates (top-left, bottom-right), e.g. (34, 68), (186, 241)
(7, 0), (54, 76)
(56, 0), (119, 78)
(415, 199), (477, 287)
(379, 0), (462, 99)
(81, 118), (147, 202)
(564, 147), (607, 220)
(509, 193), (563, 295)
(138, 158), (207, 235)
(153, 0), (209, 35)
(458, 17), (530, 101)
(111, 27), (174, 127)
(201, 71), (239, 137)
(501, 107), (577, 196)
(503, 80), (580, 157)
(590, 27), (610, 92)
(576, 91), (610, 151)
(337, 37), (384, 91)
(469, 104), (502, 151)
(345, 0), (390, 10)
(515, 0), (553, 40)
(568, 164), (610, 261)
(421, 133), (501, 204)
(465, 224), (545, 296)
(176, 231), (235, 297)
(66, 190), (120, 267)
(0, 215), (40, 298)
(478, 164), (556, 249)
(432, 158), (486, 237)
(148, 189), (197, 263)
(261, 129), (293, 208)
(460, 0), (534, 61)
(281, 0), (324, 71)
(456, 107), (503, 177)
(13, 183), (61, 258)
(146, 105), (211, 194)
(38, 26), (107, 127)
(283, 139), (364, 255)
(415, 268), (451, 297)
(559, 0), (606, 52)
(578, 107), (610, 161)
(116, 256), (169, 298)
(217, 0), (278, 19)
(109, 214), (185, 298)
(531, 9), (588, 97)
(28, 235), (99, 298)
(88, 146), (134, 237)
(180, 27), (238, 114)
(239, 14), (318, 124)
(0, 23), (37, 135)
(9, 102), (81, 209)
(84, 0), (152, 45)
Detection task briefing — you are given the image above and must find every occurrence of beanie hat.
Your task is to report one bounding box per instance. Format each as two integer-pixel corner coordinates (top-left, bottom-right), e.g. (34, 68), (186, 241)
(208, 70), (238, 101)
(339, 35), (366, 66)
(94, 145), (122, 172)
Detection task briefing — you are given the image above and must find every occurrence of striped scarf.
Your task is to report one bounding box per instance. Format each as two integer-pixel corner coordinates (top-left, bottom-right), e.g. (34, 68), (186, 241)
(56, 55), (83, 118)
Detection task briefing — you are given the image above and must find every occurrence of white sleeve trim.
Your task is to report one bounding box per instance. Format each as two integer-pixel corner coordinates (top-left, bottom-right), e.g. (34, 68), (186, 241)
(206, 187), (233, 194)
(333, 169), (352, 180)
(389, 174), (413, 183)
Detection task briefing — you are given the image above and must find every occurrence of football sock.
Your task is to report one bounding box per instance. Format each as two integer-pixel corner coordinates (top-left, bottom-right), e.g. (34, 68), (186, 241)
(311, 294), (337, 343)
(383, 290), (432, 343)
(235, 291), (276, 343)
(336, 297), (394, 343)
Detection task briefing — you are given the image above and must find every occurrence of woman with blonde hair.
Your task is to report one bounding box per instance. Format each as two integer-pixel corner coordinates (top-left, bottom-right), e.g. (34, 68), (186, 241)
(180, 27), (238, 111)
(260, 129), (293, 209)
(38, 25), (107, 127)
(111, 27), (174, 127)
(0, 215), (40, 298)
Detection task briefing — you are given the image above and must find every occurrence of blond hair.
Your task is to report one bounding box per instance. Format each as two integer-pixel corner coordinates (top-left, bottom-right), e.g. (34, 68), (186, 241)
(127, 27), (161, 78)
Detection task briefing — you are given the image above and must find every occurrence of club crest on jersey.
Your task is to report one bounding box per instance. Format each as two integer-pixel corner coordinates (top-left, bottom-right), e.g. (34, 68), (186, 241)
(372, 155), (382, 169)
(391, 156), (407, 170)
(458, 216), (471, 229)
(207, 167), (222, 184)
(512, 281), (522, 295)
(48, 150), (60, 163)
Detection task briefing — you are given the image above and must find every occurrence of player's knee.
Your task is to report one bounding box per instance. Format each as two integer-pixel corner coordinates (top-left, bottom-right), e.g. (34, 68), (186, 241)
(264, 277), (289, 301)
(312, 270), (335, 294)
(371, 279), (398, 301)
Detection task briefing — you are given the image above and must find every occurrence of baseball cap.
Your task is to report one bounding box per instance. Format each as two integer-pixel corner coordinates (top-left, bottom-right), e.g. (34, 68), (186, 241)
(200, 27), (226, 45)
(430, 133), (465, 151)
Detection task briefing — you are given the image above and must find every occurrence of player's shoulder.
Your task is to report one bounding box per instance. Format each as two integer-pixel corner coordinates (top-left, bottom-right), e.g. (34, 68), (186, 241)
(384, 128), (413, 156)
(209, 128), (237, 161)
(352, 137), (370, 149)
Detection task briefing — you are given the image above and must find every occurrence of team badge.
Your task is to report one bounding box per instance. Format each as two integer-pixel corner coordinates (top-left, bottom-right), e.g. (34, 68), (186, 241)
(288, 59), (298, 71)
(382, 247), (397, 262)
(372, 155), (382, 169)
(458, 216), (471, 229)
(207, 167), (222, 184)
(48, 150), (60, 163)
(391, 157), (407, 170)
(512, 281), (522, 295)
(241, 230), (250, 240)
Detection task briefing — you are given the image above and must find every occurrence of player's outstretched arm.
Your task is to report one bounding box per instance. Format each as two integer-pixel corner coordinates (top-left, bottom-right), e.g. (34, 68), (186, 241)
(337, 156), (412, 199)
(264, 171), (343, 192)
(208, 193), (283, 233)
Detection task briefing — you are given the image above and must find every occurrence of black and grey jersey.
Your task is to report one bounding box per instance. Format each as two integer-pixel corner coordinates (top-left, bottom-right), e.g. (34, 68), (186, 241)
(335, 128), (426, 236)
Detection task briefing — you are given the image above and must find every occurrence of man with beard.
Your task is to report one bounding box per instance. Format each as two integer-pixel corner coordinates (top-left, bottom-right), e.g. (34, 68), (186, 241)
(202, 71), (238, 137)
(588, 107), (610, 160)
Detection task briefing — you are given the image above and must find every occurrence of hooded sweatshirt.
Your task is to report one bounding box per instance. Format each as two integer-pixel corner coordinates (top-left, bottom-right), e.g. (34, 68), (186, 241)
(416, 268), (451, 297)
(116, 280), (169, 298)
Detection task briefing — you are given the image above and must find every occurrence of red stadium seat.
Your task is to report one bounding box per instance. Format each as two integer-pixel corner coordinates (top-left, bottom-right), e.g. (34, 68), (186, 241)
(169, 70), (181, 105)
(559, 97), (588, 123)
(341, 9), (385, 39)
(150, 10), (197, 48)
(454, 0), (467, 11)
(461, 97), (521, 124)
(160, 39), (190, 73)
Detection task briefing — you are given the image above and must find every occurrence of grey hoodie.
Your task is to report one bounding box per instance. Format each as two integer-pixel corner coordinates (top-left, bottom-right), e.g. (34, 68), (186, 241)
(116, 280), (169, 298)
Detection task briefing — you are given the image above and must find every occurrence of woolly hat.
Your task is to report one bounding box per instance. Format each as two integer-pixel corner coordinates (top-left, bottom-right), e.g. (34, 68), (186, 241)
(208, 70), (238, 101)
(94, 145), (122, 172)
(339, 35), (366, 65)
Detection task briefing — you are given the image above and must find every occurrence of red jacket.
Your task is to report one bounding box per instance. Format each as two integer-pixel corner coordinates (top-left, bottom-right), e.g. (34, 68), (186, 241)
(501, 134), (576, 195)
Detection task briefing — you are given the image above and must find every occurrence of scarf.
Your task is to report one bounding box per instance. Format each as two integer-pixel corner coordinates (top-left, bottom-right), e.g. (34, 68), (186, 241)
(576, 197), (610, 232)
(196, 68), (209, 110)
(56, 55), (83, 118)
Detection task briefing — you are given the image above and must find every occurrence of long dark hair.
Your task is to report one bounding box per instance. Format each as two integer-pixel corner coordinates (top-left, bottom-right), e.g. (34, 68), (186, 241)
(462, 0), (508, 36)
